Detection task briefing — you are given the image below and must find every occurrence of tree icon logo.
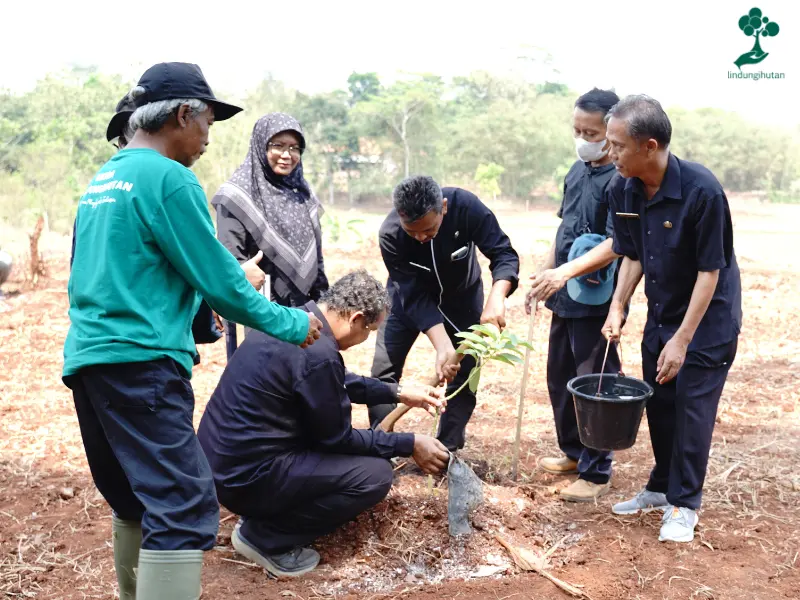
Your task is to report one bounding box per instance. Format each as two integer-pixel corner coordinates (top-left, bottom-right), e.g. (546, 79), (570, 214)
(735, 7), (780, 70)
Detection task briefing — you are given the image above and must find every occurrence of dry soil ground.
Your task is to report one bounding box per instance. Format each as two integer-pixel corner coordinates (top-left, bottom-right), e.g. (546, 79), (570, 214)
(0, 198), (798, 599)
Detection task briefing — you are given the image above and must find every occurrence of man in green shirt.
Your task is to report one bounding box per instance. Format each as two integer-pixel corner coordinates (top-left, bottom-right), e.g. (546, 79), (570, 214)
(63, 62), (322, 600)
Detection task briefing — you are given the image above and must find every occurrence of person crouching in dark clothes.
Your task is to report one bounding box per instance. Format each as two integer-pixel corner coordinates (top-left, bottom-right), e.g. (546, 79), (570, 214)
(197, 270), (449, 577)
(369, 176), (520, 452)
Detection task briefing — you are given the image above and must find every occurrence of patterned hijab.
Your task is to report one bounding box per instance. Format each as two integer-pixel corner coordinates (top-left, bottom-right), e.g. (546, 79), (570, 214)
(212, 113), (323, 296)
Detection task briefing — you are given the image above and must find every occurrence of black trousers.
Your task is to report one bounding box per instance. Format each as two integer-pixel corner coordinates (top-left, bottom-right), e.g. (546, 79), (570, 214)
(64, 359), (219, 551)
(368, 301), (482, 452)
(642, 339), (737, 510)
(225, 454), (393, 554)
(547, 314), (619, 484)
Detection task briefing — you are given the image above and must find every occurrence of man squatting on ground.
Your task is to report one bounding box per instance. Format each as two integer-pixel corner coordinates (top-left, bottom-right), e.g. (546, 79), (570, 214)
(544, 94), (742, 542)
(198, 270), (450, 577)
(526, 88), (623, 503)
(62, 62), (324, 600)
(368, 175), (520, 451)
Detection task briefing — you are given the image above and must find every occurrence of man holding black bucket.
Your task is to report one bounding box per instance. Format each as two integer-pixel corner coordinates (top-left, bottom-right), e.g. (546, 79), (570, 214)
(526, 88), (622, 503)
(602, 94), (742, 543)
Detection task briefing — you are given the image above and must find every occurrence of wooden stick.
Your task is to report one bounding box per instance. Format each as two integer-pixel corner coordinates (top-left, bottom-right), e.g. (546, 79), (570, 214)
(511, 306), (537, 481)
(377, 343), (469, 433)
(496, 535), (592, 599)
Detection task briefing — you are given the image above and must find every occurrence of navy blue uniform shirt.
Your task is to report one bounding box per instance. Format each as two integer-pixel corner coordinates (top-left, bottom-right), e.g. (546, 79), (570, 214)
(609, 154), (742, 353)
(545, 160), (618, 319)
(197, 302), (414, 500)
(379, 187), (520, 332)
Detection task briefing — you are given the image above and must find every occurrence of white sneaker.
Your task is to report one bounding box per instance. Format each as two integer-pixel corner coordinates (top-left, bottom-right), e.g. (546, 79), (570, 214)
(659, 506), (699, 542)
(611, 489), (669, 515)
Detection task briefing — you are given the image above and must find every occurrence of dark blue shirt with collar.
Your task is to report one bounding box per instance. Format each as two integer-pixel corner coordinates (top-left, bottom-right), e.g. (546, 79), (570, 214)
(545, 160), (618, 319)
(609, 153), (742, 353)
(197, 301), (415, 500)
(379, 187), (520, 332)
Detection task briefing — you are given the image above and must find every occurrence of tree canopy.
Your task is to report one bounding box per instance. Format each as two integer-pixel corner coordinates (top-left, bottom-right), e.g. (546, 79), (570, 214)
(1, 67), (798, 233)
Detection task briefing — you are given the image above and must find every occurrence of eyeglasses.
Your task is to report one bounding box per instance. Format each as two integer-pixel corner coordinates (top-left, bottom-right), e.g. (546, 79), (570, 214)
(268, 142), (303, 158)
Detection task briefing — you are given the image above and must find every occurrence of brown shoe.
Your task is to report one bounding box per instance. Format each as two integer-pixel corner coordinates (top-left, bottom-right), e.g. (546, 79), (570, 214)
(559, 479), (610, 502)
(539, 456), (579, 474)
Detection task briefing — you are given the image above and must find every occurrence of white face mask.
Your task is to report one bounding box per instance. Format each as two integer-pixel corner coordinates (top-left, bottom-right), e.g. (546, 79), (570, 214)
(575, 137), (609, 162)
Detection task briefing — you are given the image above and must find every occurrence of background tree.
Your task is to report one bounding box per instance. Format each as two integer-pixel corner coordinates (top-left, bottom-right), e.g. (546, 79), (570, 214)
(353, 74), (443, 179)
(475, 163), (505, 201)
(2, 66), (800, 235)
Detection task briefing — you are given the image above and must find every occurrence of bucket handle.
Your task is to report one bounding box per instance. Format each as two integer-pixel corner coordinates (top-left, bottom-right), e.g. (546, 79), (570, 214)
(597, 337), (626, 395)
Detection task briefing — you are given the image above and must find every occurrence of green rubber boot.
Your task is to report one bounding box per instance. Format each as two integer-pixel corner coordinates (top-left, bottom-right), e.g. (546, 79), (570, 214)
(112, 516), (141, 600)
(135, 549), (203, 600)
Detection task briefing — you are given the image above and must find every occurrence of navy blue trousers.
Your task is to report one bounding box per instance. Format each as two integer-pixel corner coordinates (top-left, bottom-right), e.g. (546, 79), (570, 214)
(368, 299), (482, 452)
(642, 339), (737, 510)
(547, 314), (619, 484)
(65, 359), (219, 550)
(222, 454), (392, 554)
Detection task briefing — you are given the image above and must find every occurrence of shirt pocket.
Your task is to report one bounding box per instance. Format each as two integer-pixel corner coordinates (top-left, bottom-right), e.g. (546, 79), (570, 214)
(589, 193), (609, 235)
(662, 226), (696, 279)
(450, 244), (472, 262)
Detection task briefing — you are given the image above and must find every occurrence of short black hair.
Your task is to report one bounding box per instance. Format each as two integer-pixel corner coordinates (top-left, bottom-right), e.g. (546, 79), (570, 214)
(575, 88), (620, 116)
(606, 94), (672, 147)
(319, 269), (389, 326)
(393, 175), (443, 223)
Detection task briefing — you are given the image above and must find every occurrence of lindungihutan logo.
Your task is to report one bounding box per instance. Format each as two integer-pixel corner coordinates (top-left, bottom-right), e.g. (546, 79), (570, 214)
(729, 7), (785, 80)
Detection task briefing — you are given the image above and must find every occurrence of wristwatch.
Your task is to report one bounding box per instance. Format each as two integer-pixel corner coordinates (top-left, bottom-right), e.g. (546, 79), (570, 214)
(396, 383), (403, 398)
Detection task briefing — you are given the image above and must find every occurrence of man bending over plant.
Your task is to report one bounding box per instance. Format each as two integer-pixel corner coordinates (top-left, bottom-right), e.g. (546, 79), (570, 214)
(369, 176), (520, 452)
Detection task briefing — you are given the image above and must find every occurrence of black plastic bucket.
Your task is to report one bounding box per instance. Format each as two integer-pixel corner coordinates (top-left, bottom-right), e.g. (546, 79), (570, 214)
(567, 374), (654, 451)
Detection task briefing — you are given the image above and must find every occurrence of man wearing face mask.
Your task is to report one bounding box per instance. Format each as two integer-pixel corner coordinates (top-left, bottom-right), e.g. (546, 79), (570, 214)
(525, 88), (622, 502)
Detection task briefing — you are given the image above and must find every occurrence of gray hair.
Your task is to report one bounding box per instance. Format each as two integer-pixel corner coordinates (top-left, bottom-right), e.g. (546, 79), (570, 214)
(319, 269), (390, 326)
(126, 85), (208, 133)
(605, 94), (672, 148)
(118, 120), (136, 148)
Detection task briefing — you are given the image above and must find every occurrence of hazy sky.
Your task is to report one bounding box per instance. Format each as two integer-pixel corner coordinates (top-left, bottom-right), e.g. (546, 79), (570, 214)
(3, 0), (798, 126)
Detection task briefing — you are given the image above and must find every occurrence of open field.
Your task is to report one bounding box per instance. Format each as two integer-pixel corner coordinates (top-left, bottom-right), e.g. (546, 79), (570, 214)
(1, 197), (798, 599)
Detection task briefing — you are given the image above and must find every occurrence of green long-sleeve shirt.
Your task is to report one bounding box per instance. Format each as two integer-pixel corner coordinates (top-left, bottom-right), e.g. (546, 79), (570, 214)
(64, 148), (309, 378)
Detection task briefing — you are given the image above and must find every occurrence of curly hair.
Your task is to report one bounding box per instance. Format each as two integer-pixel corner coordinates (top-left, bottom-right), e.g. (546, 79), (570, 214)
(319, 269), (390, 325)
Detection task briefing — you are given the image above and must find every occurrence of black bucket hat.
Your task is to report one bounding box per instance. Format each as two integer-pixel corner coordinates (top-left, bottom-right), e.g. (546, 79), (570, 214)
(132, 62), (243, 121)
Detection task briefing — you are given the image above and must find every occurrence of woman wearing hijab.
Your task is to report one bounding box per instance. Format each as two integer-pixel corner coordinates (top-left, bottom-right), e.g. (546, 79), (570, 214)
(212, 113), (329, 357)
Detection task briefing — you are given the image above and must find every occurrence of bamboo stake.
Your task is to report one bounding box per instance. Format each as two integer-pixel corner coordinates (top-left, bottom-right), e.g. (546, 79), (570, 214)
(511, 304), (537, 481)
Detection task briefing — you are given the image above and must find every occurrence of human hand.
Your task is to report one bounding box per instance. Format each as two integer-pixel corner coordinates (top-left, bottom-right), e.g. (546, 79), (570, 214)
(480, 295), (507, 330)
(213, 311), (224, 333)
(601, 304), (625, 342)
(242, 250), (265, 290)
(299, 313), (323, 348)
(656, 333), (689, 385)
(398, 383), (446, 416)
(529, 266), (569, 303)
(411, 434), (450, 475)
(435, 344), (461, 384)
